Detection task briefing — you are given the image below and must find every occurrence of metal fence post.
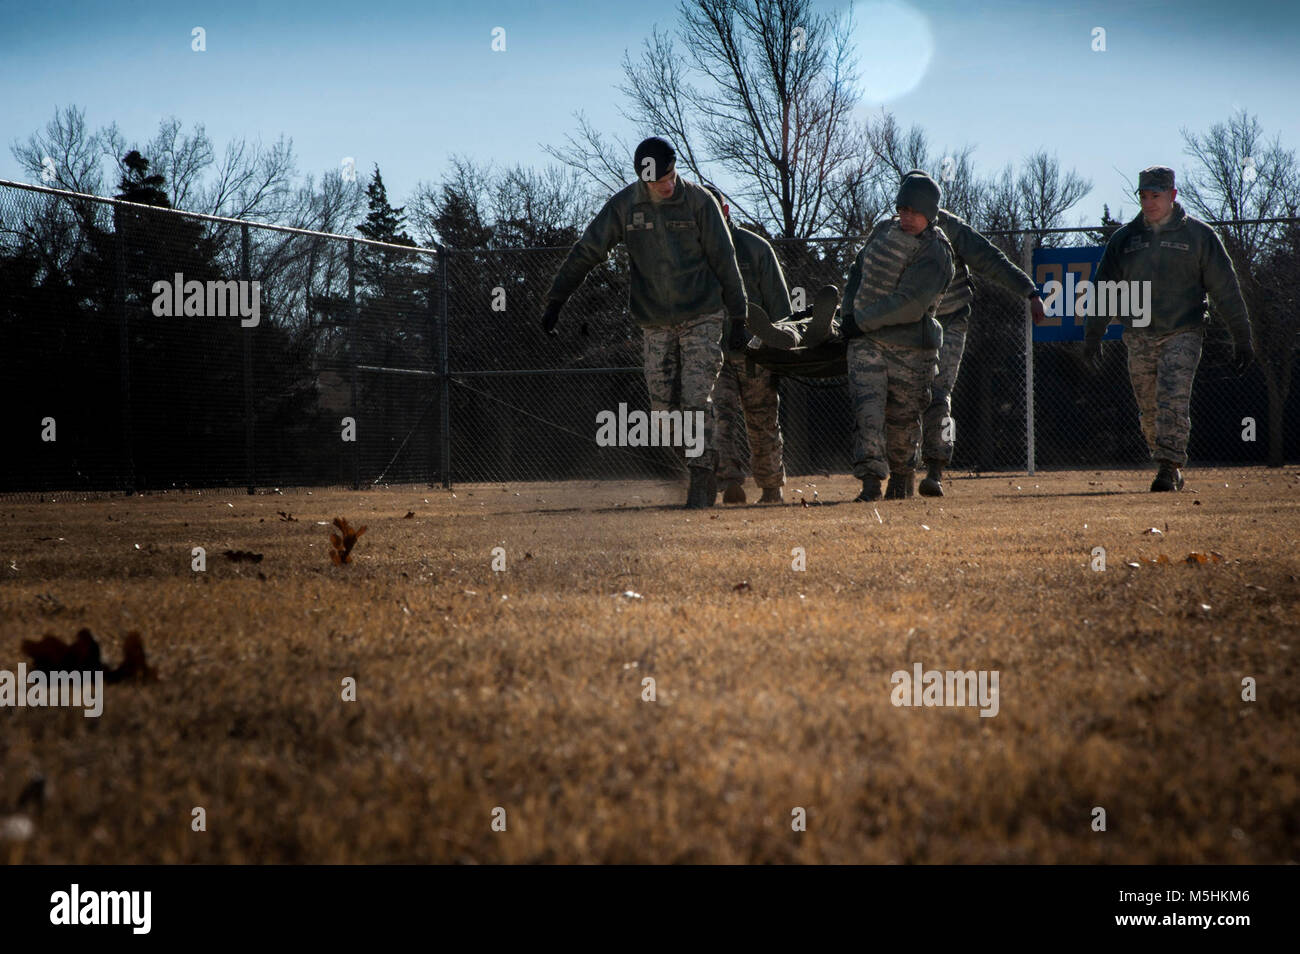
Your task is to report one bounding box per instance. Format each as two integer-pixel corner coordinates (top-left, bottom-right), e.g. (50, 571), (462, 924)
(241, 223), (255, 493)
(347, 239), (360, 491)
(438, 247), (452, 489)
(1022, 232), (1036, 476)
(426, 268), (438, 484)
(113, 204), (135, 494)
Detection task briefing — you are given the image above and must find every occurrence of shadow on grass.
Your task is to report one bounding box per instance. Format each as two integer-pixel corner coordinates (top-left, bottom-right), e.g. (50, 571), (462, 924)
(991, 490), (1136, 499)
(516, 500), (870, 514)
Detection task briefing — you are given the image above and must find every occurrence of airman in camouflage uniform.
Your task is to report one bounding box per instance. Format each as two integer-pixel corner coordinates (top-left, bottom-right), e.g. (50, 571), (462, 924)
(542, 138), (747, 508)
(701, 185), (789, 504)
(841, 171), (955, 501)
(918, 203), (1043, 496)
(1085, 166), (1254, 492)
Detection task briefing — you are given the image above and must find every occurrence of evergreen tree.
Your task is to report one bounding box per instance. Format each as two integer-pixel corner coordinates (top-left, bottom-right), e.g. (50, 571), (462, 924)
(1084, 204), (1123, 245)
(115, 150), (170, 207)
(356, 166), (417, 292)
(357, 166), (413, 245)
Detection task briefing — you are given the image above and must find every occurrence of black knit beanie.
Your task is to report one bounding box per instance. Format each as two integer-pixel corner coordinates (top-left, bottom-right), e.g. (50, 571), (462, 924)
(634, 137), (676, 182)
(895, 169), (941, 223)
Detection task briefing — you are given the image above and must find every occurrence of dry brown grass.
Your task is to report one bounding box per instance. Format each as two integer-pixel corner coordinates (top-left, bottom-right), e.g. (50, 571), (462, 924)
(1, 467), (1298, 863)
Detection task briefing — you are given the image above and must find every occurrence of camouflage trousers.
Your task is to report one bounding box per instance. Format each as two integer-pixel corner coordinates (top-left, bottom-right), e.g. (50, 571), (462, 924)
(642, 311), (727, 471)
(921, 306), (969, 463)
(714, 352), (785, 489)
(848, 337), (939, 480)
(1126, 329), (1202, 466)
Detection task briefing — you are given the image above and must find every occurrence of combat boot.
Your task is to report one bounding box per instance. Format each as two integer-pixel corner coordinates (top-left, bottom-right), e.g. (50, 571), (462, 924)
(685, 468), (717, 509)
(885, 472), (915, 499)
(744, 302), (801, 349)
(1150, 461), (1185, 492)
(918, 460), (944, 497)
(798, 284), (841, 348)
(722, 481), (746, 504)
(855, 476), (883, 502)
(759, 487), (783, 504)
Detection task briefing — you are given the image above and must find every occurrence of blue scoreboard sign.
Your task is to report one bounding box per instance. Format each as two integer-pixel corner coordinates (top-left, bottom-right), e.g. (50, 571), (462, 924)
(1031, 246), (1123, 342)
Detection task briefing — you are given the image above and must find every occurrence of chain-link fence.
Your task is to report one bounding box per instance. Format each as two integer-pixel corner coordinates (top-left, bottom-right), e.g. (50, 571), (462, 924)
(0, 179), (446, 495)
(2, 178), (1297, 497)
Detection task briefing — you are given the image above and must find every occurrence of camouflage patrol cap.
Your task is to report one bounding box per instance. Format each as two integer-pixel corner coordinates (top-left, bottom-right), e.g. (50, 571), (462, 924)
(1137, 166), (1176, 193)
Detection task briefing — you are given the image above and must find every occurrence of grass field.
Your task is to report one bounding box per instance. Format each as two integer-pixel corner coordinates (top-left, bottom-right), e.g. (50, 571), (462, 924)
(1, 467), (1298, 864)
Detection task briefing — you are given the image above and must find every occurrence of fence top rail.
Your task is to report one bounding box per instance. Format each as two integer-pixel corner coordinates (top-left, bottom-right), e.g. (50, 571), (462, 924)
(0, 178), (446, 256)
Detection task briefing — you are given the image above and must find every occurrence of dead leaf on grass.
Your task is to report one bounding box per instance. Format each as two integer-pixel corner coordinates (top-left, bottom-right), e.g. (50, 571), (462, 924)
(107, 632), (157, 683)
(21, 628), (101, 671)
(20, 627), (156, 683)
(223, 549), (263, 563)
(329, 517), (367, 565)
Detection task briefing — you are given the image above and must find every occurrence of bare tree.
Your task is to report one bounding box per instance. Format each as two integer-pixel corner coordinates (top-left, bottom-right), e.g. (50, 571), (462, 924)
(490, 164), (599, 248)
(935, 145), (981, 224)
(11, 104), (104, 195)
(549, 0), (860, 238)
(1180, 108), (1298, 259)
(410, 156), (496, 249)
(541, 112), (631, 197)
(145, 118), (215, 211)
(1015, 150), (1092, 243)
(861, 109), (931, 179)
(977, 164), (1025, 253)
(9, 106), (108, 282)
(284, 169), (367, 333)
(409, 157), (601, 250)
(824, 143), (887, 237)
(291, 168), (366, 235)
(199, 135), (296, 221)
(619, 25), (710, 184)
(829, 112), (983, 234)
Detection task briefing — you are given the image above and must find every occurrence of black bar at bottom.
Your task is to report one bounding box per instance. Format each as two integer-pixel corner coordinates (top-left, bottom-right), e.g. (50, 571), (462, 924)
(0, 864), (1291, 942)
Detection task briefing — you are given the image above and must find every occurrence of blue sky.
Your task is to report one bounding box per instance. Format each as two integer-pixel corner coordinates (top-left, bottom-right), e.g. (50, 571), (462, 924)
(2, 0), (1298, 226)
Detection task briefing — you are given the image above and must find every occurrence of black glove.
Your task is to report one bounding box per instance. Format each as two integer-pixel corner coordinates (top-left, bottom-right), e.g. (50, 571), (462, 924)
(1231, 338), (1255, 374)
(840, 311), (863, 339)
(541, 299), (565, 335)
(1083, 337), (1103, 371)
